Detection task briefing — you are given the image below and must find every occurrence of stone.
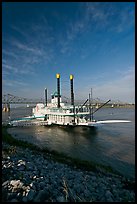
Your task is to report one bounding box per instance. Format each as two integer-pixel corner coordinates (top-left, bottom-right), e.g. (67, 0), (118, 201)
(106, 196), (114, 202)
(34, 188), (50, 202)
(22, 196), (28, 202)
(10, 180), (20, 187)
(30, 183), (36, 191)
(17, 160), (26, 165)
(88, 186), (95, 193)
(27, 189), (36, 201)
(56, 195), (66, 202)
(105, 190), (114, 201)
(83, 189), (91, 199)
(10, 198), (19, 202)
(7, 192), (17, 200)
(2, 180), (9, 187)
(91, 176), (97, 181)
(26, 163), (34, 171)
(39, 181), (45, 189)
(18, 164), (25, 171)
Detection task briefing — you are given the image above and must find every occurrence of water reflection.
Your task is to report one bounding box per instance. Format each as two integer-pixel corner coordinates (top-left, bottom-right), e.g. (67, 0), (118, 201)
(5, 107), (135, 179)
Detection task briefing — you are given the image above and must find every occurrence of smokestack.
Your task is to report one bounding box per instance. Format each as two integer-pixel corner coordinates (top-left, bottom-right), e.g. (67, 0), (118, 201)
(45, 88), (48, 106)
(56, 73), (60, 108)
(70, 74), (74, 106)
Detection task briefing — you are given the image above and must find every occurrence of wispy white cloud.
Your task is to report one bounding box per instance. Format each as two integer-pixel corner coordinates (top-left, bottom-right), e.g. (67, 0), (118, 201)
(12, 40), (42, 55)
(3, 25), (55, 72)
(59, 3), (134, 55)
(61, 2), (134, 60)
(85, 2), (134, 33)
(11, 25), (29, 39)
(2, 49), (18, 59)
(2, 64), (18, 73)
(66, 2), (134, 43)
(85, 2), (109, 22)
(74, 66), (135, 103)
(2, 3), (134, 101)
(2, 62), (35, 76)
(2, 79), (28, 87)
(93, 67), (135, 103)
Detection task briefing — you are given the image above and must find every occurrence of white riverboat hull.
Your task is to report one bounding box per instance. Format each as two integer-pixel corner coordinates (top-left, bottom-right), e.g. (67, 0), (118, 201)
(9, 118), (131, 127)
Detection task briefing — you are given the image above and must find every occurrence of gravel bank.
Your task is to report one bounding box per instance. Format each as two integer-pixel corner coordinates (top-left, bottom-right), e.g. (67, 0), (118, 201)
(2, 142), (135, 202)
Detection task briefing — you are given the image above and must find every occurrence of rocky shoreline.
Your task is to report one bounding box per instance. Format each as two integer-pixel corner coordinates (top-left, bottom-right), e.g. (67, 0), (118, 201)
(2, 141), (135, 202)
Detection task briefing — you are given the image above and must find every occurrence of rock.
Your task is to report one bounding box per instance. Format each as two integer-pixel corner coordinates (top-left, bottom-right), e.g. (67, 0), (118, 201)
(22, 196), (28, 202)
(26, 163), (34, 171)
(39, 181), (45, 189)
(106, 196), (114, 202)
(27, 189), (36, 201)
(83, 189), (91, 199)
(18, 164), (25, 171)
(16, 192), (22, 201)
(10, 198), (19, 202)
(2, 180), (9, 187)
(105, 190), (114, 201)
(2, 141), (135, 203)
(34, 188), (50, 202)
(74, 184), (82, 194)
(56, 195), (66, 202)
(29, 182), (36, 190)
(33, 170), (39, 175)
(105, 190), (113, 197)
(10, 180), (20, 187)
(91, 176), (97, 181)
(17, 160), (26, 166)
(7, 192), (17, 200)
(88, 186), (95, 193)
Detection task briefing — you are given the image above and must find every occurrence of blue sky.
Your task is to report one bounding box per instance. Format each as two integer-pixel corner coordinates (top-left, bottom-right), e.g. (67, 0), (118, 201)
(2, 2), (135, 103)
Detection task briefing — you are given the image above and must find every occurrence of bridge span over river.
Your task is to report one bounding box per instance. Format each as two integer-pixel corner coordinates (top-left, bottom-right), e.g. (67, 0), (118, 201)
(2, 94), (44, 112)
(2, 93), (130, 112)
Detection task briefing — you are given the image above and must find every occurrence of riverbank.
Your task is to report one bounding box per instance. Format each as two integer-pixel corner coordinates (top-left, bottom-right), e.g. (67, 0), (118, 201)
(2, 126), (135, 202)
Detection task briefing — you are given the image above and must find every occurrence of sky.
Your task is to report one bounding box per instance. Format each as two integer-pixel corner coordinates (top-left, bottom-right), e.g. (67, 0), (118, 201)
(2, 2), (135, 103)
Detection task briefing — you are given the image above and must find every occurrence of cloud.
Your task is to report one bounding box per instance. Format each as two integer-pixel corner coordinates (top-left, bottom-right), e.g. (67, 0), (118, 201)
(93, 67), (135, 103)
(2, 79), (28, 87)
(59, 2), (134, 55)
(12, 40), (42, 55)
(2, 64), (18, 73)
(2, 3), (134, 101)
(11, 25), (29, 39)
(7, 29), (55, 64)
(85, 2), (109, 21)
(74, 66), (135, 103)
(2, 49), (18, 59)
(2, 62), (35, 76)
(84, 2), (134, 33)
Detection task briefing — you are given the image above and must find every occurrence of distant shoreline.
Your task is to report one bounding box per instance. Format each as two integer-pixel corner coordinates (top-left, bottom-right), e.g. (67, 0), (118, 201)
(2, 104), (135, 110)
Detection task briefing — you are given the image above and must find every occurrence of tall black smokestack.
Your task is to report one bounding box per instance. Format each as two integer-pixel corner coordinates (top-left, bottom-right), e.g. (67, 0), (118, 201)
(45, 88), (47, 106)
(70, 75), (74, 106)
(56, 73), (60, 108)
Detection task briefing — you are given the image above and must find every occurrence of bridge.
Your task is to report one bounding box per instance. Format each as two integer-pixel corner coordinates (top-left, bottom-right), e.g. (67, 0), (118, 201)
(2, 93), (129, 112)
(2, 94), (44, 112)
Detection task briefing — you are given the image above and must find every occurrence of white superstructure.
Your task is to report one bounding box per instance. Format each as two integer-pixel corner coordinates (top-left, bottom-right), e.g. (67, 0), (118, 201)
(9, 74), (131, 127)
(32, 73), (96, 127)
(32, 93), (93, 126)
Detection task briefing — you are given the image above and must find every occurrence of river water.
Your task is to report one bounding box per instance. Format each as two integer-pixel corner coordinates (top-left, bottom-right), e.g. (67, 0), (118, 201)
(2, 107), (135, 179)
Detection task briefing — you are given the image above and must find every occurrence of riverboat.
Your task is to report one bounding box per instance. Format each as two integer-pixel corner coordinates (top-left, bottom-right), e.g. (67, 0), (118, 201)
(9, 74), (131, 127)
